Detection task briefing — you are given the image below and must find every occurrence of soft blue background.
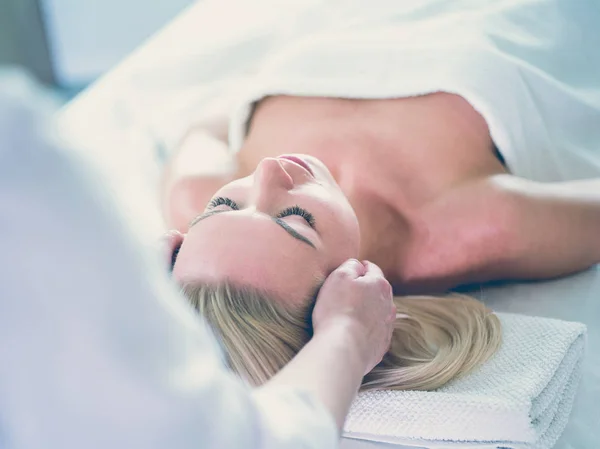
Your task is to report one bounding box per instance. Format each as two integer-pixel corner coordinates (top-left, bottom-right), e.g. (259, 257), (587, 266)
(41, 0), (193, 87)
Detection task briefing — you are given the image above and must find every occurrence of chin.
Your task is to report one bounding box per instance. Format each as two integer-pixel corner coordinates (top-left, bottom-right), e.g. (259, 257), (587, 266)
(302, 154), (333, 175)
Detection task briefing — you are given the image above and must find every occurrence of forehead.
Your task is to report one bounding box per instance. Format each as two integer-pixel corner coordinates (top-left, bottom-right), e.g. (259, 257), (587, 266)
(173, 213), (324, 305)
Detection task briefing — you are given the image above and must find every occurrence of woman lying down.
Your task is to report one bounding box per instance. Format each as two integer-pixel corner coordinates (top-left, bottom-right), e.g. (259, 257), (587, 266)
(161, 1), (600, 392)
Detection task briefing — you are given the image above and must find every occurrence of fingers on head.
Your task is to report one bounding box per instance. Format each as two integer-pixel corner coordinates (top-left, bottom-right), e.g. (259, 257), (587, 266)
(380, 275), (393, 298)
(362, 261), (390, 293)
(333, 258), (366, 279)
(332, 260), (393, 297)
(389, 303), (398, 323)
(366, 274), (392, 299)
(361, 260), (385, 279)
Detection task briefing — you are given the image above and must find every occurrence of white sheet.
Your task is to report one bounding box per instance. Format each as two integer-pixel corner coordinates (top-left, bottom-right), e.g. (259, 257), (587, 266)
(224, 0), (600, 184)
(61, 2), (600, 448)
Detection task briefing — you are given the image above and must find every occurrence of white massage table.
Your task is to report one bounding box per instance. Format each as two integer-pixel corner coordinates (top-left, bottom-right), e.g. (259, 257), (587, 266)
(61, 2), (600, 448)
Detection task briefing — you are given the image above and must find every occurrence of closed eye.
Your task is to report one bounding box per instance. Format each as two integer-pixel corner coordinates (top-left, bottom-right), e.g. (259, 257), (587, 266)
(188, 209), (316, 248)
(208, 196), (239, 210)
(204, 198), (316, 229)
(277, 205), (316, 229)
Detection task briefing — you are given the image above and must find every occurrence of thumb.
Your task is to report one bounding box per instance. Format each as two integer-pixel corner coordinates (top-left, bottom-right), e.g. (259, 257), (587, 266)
(331, 258), (367, 279)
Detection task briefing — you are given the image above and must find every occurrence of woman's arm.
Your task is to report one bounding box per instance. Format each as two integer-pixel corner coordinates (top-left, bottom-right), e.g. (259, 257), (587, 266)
(494, 175), (600, 280)
(401, 175), (600, 292)
(161, 125), (236, 232)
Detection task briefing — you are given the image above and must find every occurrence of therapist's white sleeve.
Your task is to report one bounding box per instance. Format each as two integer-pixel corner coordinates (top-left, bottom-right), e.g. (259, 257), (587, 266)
(0, 73), (337, 449)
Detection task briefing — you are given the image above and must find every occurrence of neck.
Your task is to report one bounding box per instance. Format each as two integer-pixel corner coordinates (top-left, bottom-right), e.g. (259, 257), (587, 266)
(331, 153), (424, 280)
(238, 113), (428, 280)
(238, 93), (509, 287)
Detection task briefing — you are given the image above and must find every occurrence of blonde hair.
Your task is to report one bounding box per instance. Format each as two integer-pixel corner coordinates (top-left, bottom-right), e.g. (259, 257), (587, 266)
(182, 283), (501, 391)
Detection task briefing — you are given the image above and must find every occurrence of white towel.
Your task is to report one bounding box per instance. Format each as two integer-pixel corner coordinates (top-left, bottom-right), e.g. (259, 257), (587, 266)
(344, 314), (586, 449)
(227, 0), (600, 183)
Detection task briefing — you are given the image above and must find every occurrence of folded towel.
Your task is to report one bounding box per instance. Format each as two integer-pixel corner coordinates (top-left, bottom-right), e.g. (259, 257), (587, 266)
(344, 313), (586, 449)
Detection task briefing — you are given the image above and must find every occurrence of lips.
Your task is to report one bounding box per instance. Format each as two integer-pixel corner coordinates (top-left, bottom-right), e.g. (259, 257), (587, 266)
(278, 155), (314, 176)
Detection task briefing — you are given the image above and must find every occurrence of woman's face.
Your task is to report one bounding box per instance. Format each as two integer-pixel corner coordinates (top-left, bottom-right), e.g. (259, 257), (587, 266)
(172, 154), (360, 305)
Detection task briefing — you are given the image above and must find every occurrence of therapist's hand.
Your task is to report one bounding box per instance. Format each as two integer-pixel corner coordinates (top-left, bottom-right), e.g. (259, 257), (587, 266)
(312, 259), (396, 375)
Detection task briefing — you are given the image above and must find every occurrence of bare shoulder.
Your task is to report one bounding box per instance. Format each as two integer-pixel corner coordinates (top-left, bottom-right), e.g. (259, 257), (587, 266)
(161, 130), (244, 232)
(394, 176), (519, 293)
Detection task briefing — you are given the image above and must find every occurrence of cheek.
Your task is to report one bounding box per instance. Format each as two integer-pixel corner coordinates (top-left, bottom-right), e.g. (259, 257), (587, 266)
(322, 203), (361, 266)
(339, 211), (361, 254)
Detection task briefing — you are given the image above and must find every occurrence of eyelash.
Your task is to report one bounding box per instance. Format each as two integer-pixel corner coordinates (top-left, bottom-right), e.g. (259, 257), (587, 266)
(209, 196), (239, 210)
(208, 197), (316, 228)
(277, 205), (316, 229)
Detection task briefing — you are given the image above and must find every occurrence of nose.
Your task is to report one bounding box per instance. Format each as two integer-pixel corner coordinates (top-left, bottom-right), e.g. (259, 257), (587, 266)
(251, 158), (294, 211)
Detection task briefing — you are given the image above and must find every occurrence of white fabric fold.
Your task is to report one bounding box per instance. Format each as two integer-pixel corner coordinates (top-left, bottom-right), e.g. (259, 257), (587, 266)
(227, 0), (600, 183)
(344, 314), (586, 449)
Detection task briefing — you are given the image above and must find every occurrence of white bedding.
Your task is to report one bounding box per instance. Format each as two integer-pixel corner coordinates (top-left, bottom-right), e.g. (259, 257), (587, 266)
(61, 2), (600, 448)
(344, 266), (600, 449)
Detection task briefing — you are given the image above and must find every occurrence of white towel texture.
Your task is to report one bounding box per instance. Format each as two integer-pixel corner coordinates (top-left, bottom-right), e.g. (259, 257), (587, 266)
(344, 313), (586, 449)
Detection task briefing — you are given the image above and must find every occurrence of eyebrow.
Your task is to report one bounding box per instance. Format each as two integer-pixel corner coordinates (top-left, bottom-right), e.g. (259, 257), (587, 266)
(189, 210), (316, 248)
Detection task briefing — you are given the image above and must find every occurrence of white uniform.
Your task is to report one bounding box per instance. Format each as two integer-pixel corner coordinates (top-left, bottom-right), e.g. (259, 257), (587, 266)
(0, 72), (337, 449)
